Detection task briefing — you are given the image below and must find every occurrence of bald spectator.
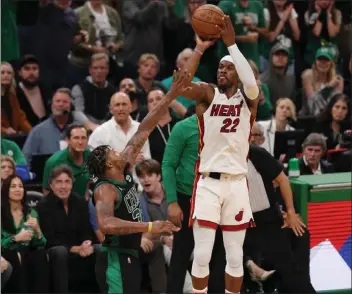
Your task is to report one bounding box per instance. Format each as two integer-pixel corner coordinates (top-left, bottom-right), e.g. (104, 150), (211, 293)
(71, 53), (116, 131)
(299, 133), (334, 175)
(162, 48), (201, 110)
(88, 92), (151, 184)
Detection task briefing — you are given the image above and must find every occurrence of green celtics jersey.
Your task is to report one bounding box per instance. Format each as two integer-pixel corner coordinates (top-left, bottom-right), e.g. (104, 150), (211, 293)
(94, 172), (142, 257)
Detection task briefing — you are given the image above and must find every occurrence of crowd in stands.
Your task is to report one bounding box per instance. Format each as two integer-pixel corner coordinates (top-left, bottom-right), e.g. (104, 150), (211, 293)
(1, 0), (351, 293)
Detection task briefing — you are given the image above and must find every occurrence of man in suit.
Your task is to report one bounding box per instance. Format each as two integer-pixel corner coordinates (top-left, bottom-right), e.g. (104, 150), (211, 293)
(299, 133), (334, 175)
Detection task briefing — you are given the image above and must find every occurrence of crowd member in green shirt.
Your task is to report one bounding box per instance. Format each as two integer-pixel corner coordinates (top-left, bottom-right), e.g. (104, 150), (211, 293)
(42, 124), (91, 198)
(1, 174), (49, 293)
(163, 103), (225, 293)
(1, 138), (27, 165)
(218, 0), (266, 68)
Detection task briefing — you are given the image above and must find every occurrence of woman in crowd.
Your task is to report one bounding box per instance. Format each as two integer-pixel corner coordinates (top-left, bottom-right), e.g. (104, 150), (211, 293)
(301, 47), (344, 116)
(258, 98), (296, 155)
(260, 0), (301, 73)
(1, 62), (32, 135)
(1, 156), (16, 182)
(314, 93), (350, 150)
(1, 175), (49, 293)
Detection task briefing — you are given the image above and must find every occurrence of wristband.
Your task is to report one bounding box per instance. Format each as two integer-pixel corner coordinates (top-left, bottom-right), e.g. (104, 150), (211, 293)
(194, 48), (203, 56)
(148, 222), (152, 233)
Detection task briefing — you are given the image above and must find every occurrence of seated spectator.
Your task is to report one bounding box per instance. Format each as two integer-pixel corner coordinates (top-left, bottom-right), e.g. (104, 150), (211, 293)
(260, 43), (296, 104)
(299, 133), (334, 175)
(1, 138), (27, 165)
(314, 93), (350, 149)
(1, 156), (16, 182)
(145, 89), (180, 163)
(258, 98), (296, 155)
(301, 48), (344, 116)
(1, 256), (12, 290)
(36, 165), (97, 293)
(137, 159), (192, 294)
(23, 88), (81, 158)
(16, 55), (51, 126)
(88, 92), (151, 185)
(334, 130), (352, 172)
(1, 175), (49, 293)
(162, 48), (200, 111)
(119, 78), (144, 121)
(304, 0), (341, 67)
(1, 62), (32, 135)
(260, 0), (300, 74)
(133, 54), (168, 106)
(250, 122), (266, 148)
(248, 60), (273, 121)
(71, 53), (116, 131)
(66, 0), (124, 87)
(42, 124), (91, 198)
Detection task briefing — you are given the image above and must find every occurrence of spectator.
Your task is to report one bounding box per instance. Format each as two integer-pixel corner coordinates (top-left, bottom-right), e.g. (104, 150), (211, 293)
(71, 53), (116, 131)
(16, 55), (51, 126)
(88, 92), (151, 185)
(34, 0), (79, 90)
(334, 130), (352, 172)
(299, 133), (334, 175)
(1, 138), (27, 165)
(304, 0), (342, 67)
(1, 256), (13, 290)
(145, 89), (180, 163)
(23, 88), (81, 158)
(245, 145), (315, 293)
(67, 0), (124, 87)
(258, 98), (296, 155)
(260, 0), (301, 73)
(314, 93), (350, 149)
(163, 103), (226, 293)
(162, 48), (200, 110)
(1, 156), (16, 182)
(42, 124), (91, 198)
(300, 47), (344, 116)
(218, 0), (266, 68)
(1, 175), (49, 293)
(36, 165), (97, 293)
(260, 43), (296, 105)
(250, 122), (266, 147)
(122, 0), (177, 77)
(119, 78), (144, 121)
(133, 54), (168, 106)
(1, 62), (32, 135)
(248, 60), (273, 121)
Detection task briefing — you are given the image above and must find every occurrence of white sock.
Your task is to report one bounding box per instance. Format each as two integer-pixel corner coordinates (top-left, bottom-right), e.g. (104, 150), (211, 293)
(193, 286), (208, 293)
(225, 290), (239, 294)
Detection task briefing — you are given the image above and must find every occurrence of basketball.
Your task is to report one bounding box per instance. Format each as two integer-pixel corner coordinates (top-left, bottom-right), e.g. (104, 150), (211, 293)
(191, 4), (225, 40)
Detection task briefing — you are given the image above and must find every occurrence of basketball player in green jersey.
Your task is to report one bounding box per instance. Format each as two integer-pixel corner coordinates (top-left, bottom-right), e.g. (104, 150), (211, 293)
(86, 68), (191, 294)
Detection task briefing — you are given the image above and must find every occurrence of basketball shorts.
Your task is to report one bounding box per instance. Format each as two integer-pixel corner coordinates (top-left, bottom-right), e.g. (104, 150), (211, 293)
(96, 248), (141, 294)
(189, 173), (255, 231)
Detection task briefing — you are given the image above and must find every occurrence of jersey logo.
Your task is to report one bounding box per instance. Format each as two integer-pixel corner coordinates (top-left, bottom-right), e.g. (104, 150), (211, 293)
(235, 209), (244, 222)
(125, 175), (132, 182)
(210, 101), (243, 117)
(124, 186), (142, 222)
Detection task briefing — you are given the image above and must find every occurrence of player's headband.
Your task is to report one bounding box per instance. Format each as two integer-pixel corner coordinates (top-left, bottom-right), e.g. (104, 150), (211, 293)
(220, 55), (234, 65)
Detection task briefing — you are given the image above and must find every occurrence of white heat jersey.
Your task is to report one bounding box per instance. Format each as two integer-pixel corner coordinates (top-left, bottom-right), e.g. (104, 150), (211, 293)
(198, 88), (254, 175)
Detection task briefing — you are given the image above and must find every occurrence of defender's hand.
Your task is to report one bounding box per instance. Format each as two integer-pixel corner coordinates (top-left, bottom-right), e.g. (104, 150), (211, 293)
(216, 15), (236, 47)
(170, 68), (192, 96)
(168, 202), (183, 228)
(151, 220), (180, 234)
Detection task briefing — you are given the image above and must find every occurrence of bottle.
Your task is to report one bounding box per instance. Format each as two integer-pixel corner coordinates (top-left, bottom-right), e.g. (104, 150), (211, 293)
(288, 158), (300, 178)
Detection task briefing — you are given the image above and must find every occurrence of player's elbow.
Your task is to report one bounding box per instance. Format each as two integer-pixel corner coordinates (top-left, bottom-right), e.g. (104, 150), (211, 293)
(98, 217), (112, 234)
(244, 85), (259, 100)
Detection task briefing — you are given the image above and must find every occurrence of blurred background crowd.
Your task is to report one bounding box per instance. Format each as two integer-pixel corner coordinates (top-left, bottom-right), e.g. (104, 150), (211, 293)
(1, 0), (351, 293)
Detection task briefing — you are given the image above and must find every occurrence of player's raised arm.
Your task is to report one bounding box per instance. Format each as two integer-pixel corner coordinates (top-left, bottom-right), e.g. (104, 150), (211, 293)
(181, 36), (217, 102)
(120, 69), (192, 168)
(95, 183), (179, 235)
(217, 16), (259, 101)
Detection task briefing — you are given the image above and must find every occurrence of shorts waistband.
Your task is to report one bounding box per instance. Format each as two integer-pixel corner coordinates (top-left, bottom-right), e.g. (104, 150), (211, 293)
(202, 172), (245, 181)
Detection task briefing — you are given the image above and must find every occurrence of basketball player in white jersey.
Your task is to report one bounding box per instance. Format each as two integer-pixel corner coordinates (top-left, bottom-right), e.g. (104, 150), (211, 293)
(179, 16), (260, 294)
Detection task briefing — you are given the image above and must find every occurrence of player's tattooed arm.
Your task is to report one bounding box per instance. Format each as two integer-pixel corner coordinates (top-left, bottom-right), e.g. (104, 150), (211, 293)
(95, 184), (149, 235)
(121, 69), (193, 168)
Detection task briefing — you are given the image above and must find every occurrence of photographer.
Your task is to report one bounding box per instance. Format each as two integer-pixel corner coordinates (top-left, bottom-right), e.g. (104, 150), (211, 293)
(66, 0), (124, 88)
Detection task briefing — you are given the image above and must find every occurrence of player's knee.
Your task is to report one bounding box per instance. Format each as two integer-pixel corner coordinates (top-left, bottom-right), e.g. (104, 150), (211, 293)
(193, 244), (212, 267)
(225, 242), (244, 277)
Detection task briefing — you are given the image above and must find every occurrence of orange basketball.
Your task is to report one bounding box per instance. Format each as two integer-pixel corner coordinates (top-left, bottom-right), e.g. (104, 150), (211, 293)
(191, 4), (225, 39)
